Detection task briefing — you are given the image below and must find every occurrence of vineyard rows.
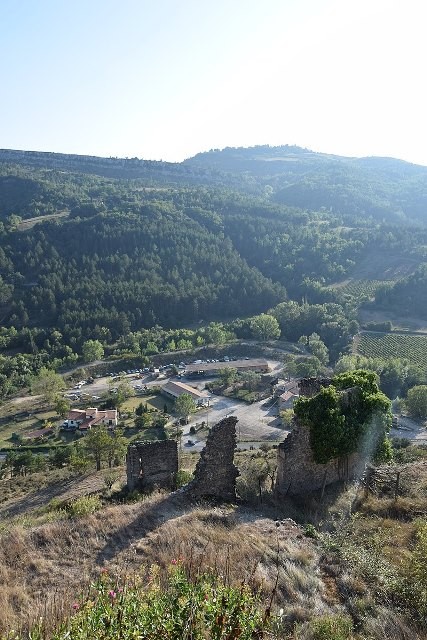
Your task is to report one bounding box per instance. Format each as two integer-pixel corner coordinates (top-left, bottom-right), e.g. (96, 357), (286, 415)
(357, 332), (427, 368)
(339, 279), (392, 299)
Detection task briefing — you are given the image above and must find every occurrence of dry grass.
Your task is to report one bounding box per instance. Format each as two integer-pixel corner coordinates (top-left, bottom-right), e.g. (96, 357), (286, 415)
(1, 452), (427, 637)
(0, 490), (335, 635)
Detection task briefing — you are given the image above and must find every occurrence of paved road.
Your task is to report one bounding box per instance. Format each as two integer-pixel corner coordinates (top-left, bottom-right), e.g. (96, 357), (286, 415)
(391, 415), (427, 442)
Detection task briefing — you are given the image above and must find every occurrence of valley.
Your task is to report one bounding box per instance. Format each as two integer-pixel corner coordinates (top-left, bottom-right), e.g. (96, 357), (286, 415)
(1, 144), (427, 638)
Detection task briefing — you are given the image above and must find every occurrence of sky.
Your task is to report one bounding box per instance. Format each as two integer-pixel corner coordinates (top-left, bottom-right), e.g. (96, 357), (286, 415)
(1, 0), (427, 164)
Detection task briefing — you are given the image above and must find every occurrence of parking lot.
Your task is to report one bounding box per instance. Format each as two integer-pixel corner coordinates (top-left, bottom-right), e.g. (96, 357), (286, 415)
(64, 359), (287, 451)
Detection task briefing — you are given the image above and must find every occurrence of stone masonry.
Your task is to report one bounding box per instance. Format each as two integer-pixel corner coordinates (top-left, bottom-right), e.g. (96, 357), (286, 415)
(185, 416), (239, 501)
(275, 378), (365, 495)
(126, 440), (178, 491)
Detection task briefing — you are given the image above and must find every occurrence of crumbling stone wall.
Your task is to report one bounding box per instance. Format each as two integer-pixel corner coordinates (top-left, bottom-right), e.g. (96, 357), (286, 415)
(275, 378), (364, 495)
(298, 377), (332, 398)
(275, 421), (363, 495)
(185, 416), (239, 501)
(127, 440), (178, 491)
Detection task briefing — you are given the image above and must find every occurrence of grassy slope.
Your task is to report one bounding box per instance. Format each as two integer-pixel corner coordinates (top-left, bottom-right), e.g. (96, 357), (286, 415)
(0, 451), (427, 638)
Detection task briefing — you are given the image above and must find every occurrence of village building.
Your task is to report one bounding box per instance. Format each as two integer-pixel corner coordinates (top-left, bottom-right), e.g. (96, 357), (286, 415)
(278, 388), (299, 411)
(63, 407), (118, 432)
(161, 380), (209, 406)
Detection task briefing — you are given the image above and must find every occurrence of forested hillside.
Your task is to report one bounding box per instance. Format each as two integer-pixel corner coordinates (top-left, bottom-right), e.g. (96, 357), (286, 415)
(186, 145), (427, 223)
(370, 262), (427, 324)
(1, 144), (427, 399)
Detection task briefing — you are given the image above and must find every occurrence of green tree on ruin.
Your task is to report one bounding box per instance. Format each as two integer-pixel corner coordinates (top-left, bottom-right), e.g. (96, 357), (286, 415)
(294, 370), (392, 464)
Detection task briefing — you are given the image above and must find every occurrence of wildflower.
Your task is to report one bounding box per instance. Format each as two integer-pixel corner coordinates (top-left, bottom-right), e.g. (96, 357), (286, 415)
(72, 603), (80, 611)
(108, 590), (117, 599)
(171, 559), (177, 565)
(100, 567), (108, 575)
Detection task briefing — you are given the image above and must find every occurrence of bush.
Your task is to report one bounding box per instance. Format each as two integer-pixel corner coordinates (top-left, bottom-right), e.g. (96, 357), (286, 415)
(174, 469), (193, 488)
(25, 563), (268, 639)
(304, 524), (318, 539)
(67, 495), (102, 518)
(298, 614), (354, 640)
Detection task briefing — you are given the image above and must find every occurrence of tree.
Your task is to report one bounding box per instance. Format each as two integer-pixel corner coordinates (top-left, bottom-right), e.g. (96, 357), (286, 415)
(175, 393), (196, 420)
(31, 367), (65, 404)
(83, 426), (112, 471)
(82, 339), (104, 362)
(54, 396), (71, 417)
(241, 371), (261, 391)
(294, 370), (391, 464)
(250, 314), (281, 341)
(237, 452), (277, 501)
(205, 322), (227, 345)
(116, 380), (133, 407)
(280, 408), (294, 428)
(294, 356), (323, 378)
(307, 333), (329, 366)
(106, 428), (127, 467)
(108, 379), (132, 408)
(218, 367), (238, 387)
(49, 446), (72, 468)
(70, 441), (91, 473)
(135, 413), (152, 429)
(405, 385), (427, 419)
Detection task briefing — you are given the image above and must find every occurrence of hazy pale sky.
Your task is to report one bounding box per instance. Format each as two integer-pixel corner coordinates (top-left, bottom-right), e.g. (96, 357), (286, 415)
(1, 0), (426, 164)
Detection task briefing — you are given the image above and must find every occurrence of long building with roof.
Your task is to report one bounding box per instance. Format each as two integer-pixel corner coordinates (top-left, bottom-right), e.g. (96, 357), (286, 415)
(161, 380), (210, 406)
(185, 358), (269, 377)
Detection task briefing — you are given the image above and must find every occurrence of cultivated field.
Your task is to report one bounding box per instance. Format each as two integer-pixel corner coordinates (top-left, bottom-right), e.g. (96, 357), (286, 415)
(355, 331), (427, 368)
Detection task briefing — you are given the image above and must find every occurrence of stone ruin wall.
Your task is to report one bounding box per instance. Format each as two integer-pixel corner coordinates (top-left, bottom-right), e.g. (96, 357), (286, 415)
(276, 422), (363, 495)
(127, 440), (178, 491)
(275, 377), (365, 495)
(125, 377), (370, 499)
(126, 417), (239, 501)
(185, 416), (239, 501)
(298, 377), (332, 397)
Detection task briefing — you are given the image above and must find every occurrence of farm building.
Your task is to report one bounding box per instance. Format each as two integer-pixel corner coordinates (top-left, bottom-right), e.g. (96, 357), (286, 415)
(63, 408), (118, 432)
(278, 389), (299, 410)
(185, 358), (269, 377)
(161, 380), (210, 406)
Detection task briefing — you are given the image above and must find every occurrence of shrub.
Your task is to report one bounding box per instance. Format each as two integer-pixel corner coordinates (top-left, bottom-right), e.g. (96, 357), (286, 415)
(304, 524), (318, 539)
(67, 495), (102, 518)
(174, 469), (193, 488)
(298, 614), (354, 640)
(25, 563), (268, 639)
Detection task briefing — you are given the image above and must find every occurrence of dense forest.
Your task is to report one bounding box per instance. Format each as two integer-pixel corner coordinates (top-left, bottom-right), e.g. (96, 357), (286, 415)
(1, 144), (427, 399)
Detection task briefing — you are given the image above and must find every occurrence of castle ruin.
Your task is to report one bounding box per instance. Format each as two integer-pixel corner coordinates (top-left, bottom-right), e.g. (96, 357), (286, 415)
(185, 416), (239, 501)
(126, 440), (178, 491)
(275, 378), (366, 495)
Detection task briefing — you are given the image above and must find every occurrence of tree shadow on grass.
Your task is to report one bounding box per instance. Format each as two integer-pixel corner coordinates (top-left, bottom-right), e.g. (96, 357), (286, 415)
(94, 491), (192, 567)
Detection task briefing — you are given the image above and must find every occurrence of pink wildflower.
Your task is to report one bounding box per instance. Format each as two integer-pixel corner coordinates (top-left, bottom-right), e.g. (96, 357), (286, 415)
(108, 590), (117, 599)
(72, 603), (80, 611)
(171, 559), (177, 565)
